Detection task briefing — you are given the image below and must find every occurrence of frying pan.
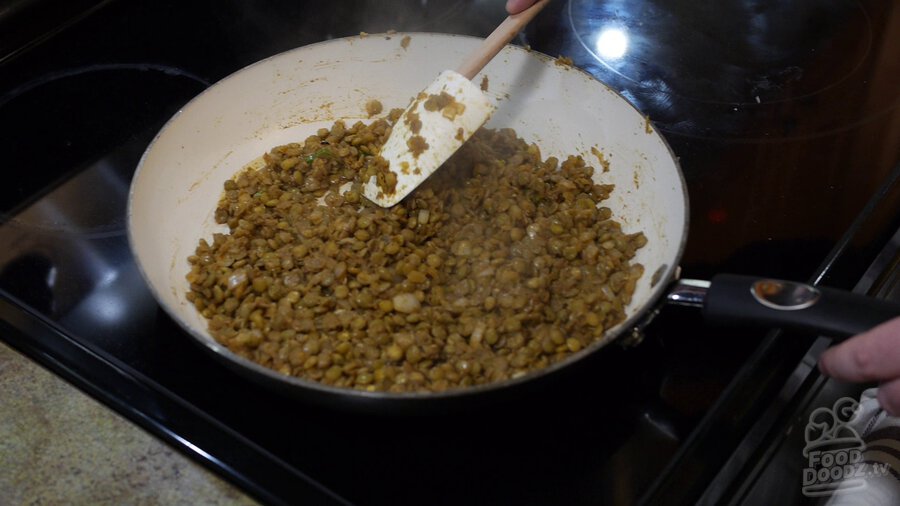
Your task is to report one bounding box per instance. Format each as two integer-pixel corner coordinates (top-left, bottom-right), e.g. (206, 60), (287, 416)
(127, 33), (899, 410)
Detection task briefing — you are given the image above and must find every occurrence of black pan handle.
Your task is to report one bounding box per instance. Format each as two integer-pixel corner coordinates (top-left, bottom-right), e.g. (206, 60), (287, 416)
(670, 274), (900, 340)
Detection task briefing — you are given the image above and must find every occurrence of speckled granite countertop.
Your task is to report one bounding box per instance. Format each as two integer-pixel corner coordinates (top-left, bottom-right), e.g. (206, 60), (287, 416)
(0, 341), (259, 506)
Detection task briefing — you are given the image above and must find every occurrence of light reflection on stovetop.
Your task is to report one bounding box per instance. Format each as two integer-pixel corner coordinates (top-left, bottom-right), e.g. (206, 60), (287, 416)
(524, 0), (900, 141)
(567, 0), (872, 105)
(0, 63), (206, 349)
(0, 127), (161, 355)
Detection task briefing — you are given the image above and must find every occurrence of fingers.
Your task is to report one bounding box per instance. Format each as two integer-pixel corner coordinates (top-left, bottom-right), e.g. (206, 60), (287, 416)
(506, 0), (538, 14)
(819, 316), (900, 383)
(877, 377), (900, 416)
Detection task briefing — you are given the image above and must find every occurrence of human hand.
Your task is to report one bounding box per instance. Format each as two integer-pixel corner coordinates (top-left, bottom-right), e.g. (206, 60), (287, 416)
(506, 0), (540, 15)
(819, 316), (900, 416)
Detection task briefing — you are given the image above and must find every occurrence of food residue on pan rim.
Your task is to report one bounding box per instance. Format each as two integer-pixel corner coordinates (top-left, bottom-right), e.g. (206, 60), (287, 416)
(590, 147), (610, 173)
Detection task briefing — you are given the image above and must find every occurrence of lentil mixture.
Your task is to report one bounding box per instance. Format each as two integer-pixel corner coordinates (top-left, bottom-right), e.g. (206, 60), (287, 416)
(186, 104), (646, 393)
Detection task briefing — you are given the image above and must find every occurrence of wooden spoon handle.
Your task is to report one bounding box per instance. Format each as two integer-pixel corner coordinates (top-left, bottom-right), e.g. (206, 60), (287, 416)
(455, 0), (551, 80)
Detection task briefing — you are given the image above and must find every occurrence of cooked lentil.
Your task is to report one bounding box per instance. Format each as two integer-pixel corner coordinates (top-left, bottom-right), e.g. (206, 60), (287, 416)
(365, 99), (383, 117)
(186, 111), (646, 393)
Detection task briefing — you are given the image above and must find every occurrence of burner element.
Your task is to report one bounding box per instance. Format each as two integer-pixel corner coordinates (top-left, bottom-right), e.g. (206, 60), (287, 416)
(567, 0), (873, 106)
(525, 0), (900, 140)
(0, 64), (207, 231)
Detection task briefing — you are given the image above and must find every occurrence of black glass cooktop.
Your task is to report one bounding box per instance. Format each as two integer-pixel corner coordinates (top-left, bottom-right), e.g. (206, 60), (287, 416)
(1, 1), (899, 505)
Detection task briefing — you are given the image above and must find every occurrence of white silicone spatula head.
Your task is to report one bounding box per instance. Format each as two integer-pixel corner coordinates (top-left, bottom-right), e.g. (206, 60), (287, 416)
(364, 0), (550, 207)
(363, 70), (495, 207)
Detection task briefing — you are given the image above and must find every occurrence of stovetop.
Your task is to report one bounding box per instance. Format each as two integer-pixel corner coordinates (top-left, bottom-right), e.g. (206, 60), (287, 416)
(1, 1), (899, 505)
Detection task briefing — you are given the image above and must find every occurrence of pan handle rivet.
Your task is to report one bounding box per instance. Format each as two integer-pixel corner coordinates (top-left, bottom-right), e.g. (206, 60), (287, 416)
(751, 280), (820, 311)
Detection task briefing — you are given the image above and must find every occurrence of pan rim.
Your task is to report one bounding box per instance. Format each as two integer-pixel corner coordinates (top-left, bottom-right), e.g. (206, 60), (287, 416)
(127, 31), (690, 402)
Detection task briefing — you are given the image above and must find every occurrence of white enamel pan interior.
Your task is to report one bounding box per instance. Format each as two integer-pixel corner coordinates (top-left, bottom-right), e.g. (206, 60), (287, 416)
(128, 33), (688, 401)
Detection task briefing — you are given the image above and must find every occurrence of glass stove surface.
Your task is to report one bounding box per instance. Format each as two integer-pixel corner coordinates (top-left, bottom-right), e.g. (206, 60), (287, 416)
(1, 1), (899, 505)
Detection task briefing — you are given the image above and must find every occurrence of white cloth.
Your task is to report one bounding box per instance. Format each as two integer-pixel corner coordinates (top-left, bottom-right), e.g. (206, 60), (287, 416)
(823, 388), (900, 506)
